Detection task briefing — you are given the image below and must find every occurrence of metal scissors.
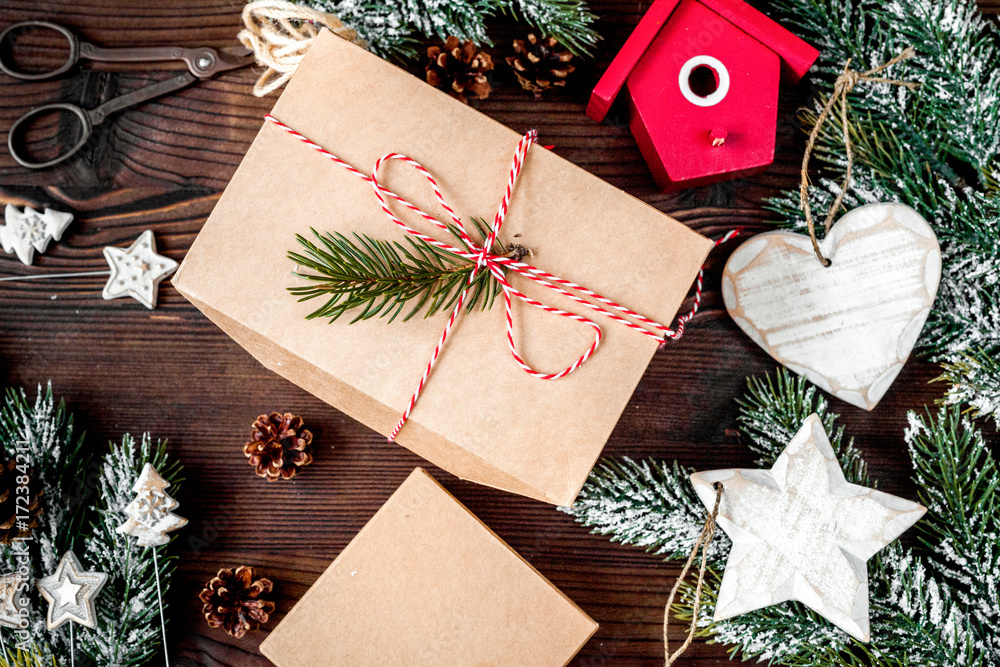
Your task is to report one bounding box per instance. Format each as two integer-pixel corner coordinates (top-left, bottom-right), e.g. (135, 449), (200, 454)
(1, 20), (255, 169)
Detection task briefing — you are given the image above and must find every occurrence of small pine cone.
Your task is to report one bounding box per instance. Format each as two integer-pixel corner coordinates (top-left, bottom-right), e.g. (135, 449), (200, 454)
(506, 34), (576, 96)
(0, 457), (42, 544)
(199, 566), (275, 638)
(244, 412), (314, 482)
(426, 36), (493, 103)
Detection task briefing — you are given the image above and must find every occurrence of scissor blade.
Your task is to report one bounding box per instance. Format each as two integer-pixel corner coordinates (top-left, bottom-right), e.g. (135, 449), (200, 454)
(214, 46), (257, 73)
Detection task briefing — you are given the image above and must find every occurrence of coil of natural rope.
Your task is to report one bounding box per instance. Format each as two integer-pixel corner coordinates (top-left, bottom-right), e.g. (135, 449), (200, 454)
(663, 481), (723, 666)
(799, 48), (920, 266)
(238, 0), (366, 96)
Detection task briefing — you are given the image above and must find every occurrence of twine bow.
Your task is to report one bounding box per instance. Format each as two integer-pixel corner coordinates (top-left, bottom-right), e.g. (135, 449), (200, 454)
(663, 481), (723, 666)
(238, 0), (366, 97)
(800, 48), (920, 266)
(265, 114), (737, 440)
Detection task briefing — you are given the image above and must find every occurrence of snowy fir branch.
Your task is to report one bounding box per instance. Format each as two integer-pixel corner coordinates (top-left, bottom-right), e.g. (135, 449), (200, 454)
(737, 371), (868, 483)
(294, 0), (599, 58)
(937, 349), (1000, 426)
(79, 434), (182, 667)
(905, 410), (999, 661)
(0, 385), (89, 661)
(0, 386), (182, 666)
(565, 369), (1000, 665)
(763, 0), (1000, 419)
(561, 458), (731, 561)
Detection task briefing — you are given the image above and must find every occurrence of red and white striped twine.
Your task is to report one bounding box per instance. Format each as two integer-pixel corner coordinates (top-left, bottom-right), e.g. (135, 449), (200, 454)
(265, 114), (740, 440)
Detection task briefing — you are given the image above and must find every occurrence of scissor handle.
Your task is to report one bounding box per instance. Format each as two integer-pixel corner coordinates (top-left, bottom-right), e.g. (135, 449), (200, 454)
(7, 103), (92, 169)
(0, 21), (80, 81)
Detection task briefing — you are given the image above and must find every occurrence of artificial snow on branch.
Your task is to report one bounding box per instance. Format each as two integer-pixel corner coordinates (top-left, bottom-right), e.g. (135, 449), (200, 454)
(286, 0), (599, 58)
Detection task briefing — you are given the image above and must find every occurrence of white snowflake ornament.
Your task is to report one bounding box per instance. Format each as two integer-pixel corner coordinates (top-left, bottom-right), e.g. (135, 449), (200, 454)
(116, 462), (187, 547)
(690, 414), (926, 641)
(0, 204), (74, 265)
(102, 230), (178, 309)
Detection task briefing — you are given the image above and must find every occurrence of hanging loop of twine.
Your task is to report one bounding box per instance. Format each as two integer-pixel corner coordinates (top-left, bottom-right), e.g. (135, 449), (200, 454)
(799, 48), (920, 266)
(238, 0), (367, 97)
(663, 481), (723, 666)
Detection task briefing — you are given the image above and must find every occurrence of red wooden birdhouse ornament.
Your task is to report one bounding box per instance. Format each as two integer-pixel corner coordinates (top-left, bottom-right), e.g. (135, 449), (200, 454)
(588, 0), (819, 191)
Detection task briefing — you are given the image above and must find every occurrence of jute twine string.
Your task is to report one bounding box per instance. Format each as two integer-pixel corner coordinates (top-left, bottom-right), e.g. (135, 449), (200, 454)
(800, 48), (920, 266)
(663, 482), (723, 666)
(238, 0), (366, 96)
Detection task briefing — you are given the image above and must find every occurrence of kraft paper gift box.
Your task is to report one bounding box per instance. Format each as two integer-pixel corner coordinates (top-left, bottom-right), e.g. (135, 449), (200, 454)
(259, 467), (598, 666)
(173, 30), (712, 506)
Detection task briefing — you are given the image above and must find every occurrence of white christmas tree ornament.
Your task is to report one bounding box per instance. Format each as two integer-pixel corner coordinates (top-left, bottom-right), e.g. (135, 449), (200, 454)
(0, 204), (74, 265)
(117, 462), (188, 546)
(117, 462), (186, 667)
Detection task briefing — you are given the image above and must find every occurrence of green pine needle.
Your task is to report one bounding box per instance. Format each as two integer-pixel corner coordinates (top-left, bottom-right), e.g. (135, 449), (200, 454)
(936, 349), (1000, 426)
(288, 219), (509, 324)
(0, 648), (56, 667)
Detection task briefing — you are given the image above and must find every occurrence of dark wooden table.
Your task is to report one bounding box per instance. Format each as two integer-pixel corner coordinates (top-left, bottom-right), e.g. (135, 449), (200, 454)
(1, 1), (997, 665)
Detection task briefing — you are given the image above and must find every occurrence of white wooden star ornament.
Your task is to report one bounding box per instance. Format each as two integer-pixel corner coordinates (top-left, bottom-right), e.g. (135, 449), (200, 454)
(0, 204), (74, 265)
(36, 551), (108, 630)
(117, 462), (187, 547)
(690, 414), (926, 641)
(102, 230), (178, 310)
(0, 229), (178, 309)
(722, 203), (941, 411)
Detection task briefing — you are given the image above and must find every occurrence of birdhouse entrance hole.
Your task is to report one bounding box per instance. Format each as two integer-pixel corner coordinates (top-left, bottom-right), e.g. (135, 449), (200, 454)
(688, 65), (718, 97)
(678, 55), (730, 107)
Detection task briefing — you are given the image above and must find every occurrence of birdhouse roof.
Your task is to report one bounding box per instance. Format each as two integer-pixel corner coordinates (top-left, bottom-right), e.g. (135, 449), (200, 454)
(587, 0), (819, 122)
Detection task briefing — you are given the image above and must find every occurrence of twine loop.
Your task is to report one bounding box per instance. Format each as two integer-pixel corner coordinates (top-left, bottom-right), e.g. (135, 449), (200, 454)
(238, 0), (366, 97)
(264, 115), (736, 440)
(800, 47), (920, 266)
(664, 481), (724, 666)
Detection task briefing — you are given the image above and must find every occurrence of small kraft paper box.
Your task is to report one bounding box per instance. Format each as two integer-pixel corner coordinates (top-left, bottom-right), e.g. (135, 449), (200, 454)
(173, 30), (712, 506)
(259, 467), (599, 666)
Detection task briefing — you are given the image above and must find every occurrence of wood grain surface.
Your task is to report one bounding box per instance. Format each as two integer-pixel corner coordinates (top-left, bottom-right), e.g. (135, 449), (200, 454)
(0, 2), (996, 665)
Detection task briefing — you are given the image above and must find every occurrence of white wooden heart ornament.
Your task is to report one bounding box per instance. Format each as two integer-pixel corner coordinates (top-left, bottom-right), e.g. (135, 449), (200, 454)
(722, 203), (941, 410)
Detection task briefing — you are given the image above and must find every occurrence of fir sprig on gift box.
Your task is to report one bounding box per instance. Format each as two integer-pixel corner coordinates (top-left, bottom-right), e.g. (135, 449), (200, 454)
(763, 0), (1000, 424)
(563, 369), (1000, 666)
(288, 219), (526, 323)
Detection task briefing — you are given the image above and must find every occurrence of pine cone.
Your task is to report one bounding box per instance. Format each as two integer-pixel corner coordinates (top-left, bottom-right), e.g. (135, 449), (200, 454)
(0, 457), (42, 544)
(426, 36), (493, 103)
(506, 34), (576, 96)
(199, 566), (275, 638)
(244, 412), (314, 482)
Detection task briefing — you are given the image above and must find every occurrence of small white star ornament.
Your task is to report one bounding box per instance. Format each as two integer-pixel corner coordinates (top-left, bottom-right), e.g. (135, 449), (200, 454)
(36, 551), (108, 630)
(102, 230), (178, 310)
(0, 204), (74, 265)
(116, 463), (187, 547)
(722, 203), (941, 410)
(690, 414), (926, 641)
